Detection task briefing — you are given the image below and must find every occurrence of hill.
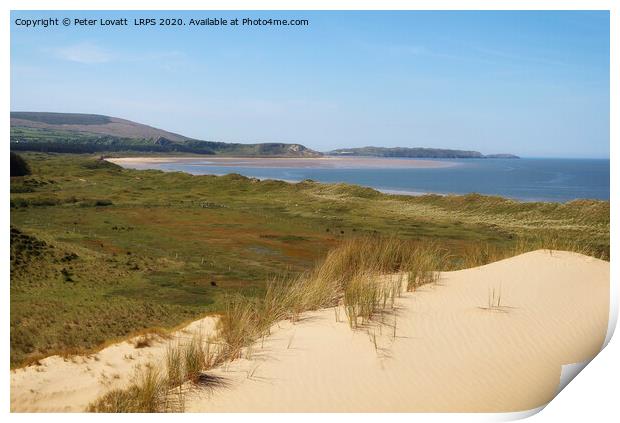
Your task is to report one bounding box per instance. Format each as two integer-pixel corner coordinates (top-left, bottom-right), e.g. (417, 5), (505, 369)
(11, 112), (190, 142)
(10, 112), (321, 157)
(485, 153), (520, 159)
(328, 146), (519, 159)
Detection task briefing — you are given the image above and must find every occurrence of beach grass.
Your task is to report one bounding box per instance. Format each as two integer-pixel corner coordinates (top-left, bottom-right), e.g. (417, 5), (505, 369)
(183, 334), (209, 384)
(88, 364), (168, 413)
(90, 330), (222, 413)
(165, 341), (185, 389)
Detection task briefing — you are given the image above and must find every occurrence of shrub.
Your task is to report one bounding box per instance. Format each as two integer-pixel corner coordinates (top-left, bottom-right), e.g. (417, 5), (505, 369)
(10, 152), (31, 177)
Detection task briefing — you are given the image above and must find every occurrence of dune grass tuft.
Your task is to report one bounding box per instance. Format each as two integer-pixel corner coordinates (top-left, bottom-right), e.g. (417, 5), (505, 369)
(88, 364), (168, 413)
(183, 334), (209, 383)
(217, 295), (264, 361)
(405, 242), (447, 291)
(90, 331), (220, 413)
(165, 341), (185, 389)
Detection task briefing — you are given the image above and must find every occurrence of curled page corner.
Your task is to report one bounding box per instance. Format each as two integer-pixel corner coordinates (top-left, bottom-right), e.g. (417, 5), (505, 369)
(489, 360), (594, 423)
(556, 360), (591, 395)
(603, 282), (618, 348)
(493, 406), (546, 422)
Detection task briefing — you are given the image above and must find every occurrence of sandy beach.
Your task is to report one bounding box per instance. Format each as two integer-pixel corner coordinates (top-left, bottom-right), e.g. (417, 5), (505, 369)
(10, 250), (609, 413)
(107, 156), (458, 170)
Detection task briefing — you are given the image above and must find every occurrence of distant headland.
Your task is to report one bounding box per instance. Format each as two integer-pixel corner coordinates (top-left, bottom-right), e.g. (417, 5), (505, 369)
(327, 147), (519, 159)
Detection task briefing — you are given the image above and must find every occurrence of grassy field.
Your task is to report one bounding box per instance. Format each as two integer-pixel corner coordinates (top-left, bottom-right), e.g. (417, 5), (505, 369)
(10, 125), (321, 157)
(10, 152), (609, 367)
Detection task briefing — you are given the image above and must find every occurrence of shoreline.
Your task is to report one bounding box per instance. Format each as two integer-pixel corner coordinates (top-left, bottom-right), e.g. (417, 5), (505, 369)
(107, 156), (460, 169)
(108, 158), (452, 198)
(107, 156), (453, 198)
(107, 157), (599, 203)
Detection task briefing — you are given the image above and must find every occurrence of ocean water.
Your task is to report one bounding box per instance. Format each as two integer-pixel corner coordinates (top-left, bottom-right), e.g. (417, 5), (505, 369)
(131, 158), (610, 203)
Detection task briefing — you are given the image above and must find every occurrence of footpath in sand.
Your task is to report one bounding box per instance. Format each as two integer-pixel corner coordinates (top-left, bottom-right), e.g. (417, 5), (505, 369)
(11, 250), (610, 412)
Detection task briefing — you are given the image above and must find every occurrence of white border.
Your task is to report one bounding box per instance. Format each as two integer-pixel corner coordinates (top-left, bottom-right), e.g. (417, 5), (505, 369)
(3, 1), (617, 421)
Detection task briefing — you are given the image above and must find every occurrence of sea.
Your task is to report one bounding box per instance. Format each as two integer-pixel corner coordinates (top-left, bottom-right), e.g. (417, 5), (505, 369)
(125, 157), (610, 203)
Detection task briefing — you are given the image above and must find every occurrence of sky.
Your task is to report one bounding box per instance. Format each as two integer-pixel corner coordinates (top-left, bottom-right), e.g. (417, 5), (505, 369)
(10, 11), (610, 158)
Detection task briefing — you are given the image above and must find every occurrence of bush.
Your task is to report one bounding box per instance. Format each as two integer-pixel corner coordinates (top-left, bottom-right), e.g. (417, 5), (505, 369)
(10, 152), (31, 177)
(94, 199), (113, 207)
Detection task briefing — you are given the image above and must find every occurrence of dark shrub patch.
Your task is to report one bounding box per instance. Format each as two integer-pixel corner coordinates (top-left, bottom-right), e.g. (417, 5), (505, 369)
(10, 152), (31, 177)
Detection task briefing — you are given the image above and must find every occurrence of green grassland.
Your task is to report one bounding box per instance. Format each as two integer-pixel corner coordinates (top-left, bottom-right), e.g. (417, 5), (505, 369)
(10, 126), (321, 157)
(10, 152), (609, 367)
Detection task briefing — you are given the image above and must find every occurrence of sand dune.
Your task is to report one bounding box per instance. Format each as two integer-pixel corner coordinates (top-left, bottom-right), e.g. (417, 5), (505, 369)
(10, 250), (609, 413)
(10, 318), (217, 412)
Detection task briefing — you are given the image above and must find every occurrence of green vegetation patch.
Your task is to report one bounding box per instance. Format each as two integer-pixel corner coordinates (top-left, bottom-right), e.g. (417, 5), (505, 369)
(9, 153), (609, 367)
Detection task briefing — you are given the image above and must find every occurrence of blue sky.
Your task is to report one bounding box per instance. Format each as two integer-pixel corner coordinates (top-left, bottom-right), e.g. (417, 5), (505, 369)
(11, 11), (609, 158)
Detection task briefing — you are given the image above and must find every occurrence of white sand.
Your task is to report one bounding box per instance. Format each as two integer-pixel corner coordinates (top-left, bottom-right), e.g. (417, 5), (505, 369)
(10, 318), (217, 412)
(10, 250), (609, 412)
(107, 156), (457, 169)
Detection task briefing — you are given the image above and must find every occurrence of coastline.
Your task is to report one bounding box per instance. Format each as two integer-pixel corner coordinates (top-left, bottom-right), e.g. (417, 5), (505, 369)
(107, 156), (459, 169)
(106, 156), (611, 203)
(107, 155), (454, 198)
(108, 157), (446, 198)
